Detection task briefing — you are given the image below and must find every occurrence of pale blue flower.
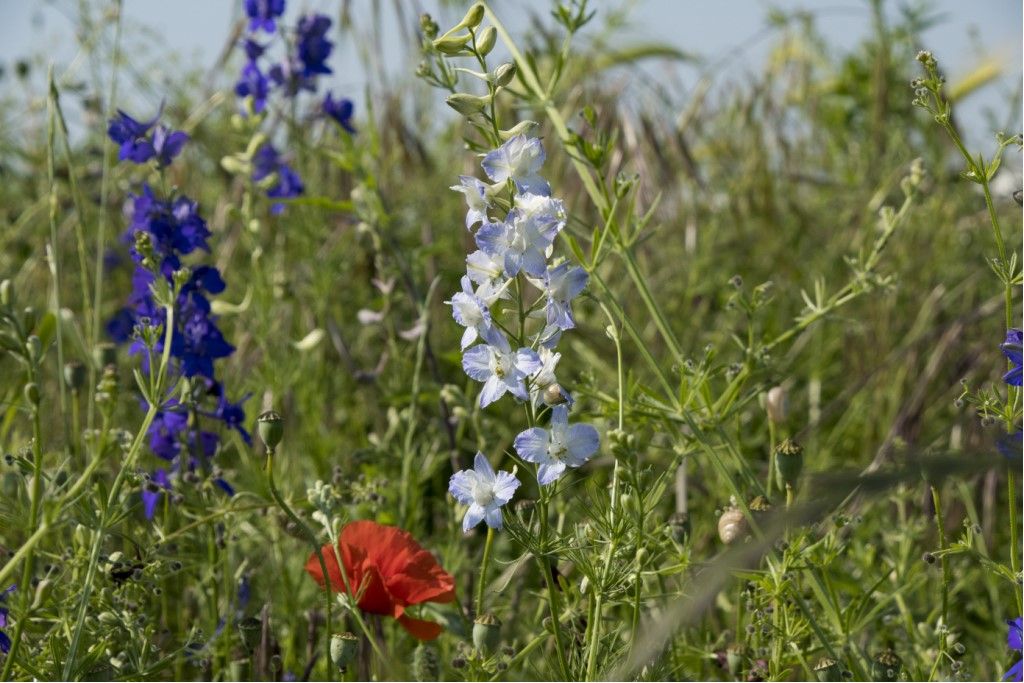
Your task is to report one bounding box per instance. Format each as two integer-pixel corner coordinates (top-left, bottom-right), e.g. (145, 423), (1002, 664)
(462, 332), (542, 407)
(448, 452), (520, 532)
(514, 404), (599, 485)
(446, 275), (504, 349)
(541, 262), (588, 330)
(481, 135), (550, 196)
(514, 192), (565, 239)
(476, 209), (554, 277)
(451, 176), (491, 229)
(466, 249), (506, 288)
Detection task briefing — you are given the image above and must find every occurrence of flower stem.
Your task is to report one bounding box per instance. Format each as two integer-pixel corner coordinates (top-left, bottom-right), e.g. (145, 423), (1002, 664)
(930, 485), (950, 627)
(475, 526), (495, 617)
(264, 449), (332, 666)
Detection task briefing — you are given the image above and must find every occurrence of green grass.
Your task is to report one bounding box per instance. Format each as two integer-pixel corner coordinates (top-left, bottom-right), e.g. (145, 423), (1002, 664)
(0, 1), (1020, 681)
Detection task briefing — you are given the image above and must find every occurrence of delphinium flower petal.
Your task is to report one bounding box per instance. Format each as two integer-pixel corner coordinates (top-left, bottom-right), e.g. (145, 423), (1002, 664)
(0, 584), (16, 654)
(296, 14), (333, 76)
(481, 134), (550, 196)
(514, 404), (599, 485)
(1002, 329), (1022, 386)
(1005, 617), (1023, 681)
(448, 452), (521, 531)
(451, 176), (491, 229)
(244, 0), (285, 33)
(323, 92), (356, 133)
(462, 332), (541, 408)
(540, 262), (588, 330)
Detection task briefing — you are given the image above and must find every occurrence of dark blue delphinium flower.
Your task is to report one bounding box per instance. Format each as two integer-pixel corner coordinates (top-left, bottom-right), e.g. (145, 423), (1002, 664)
(1005, 617), (1023, 681)
(206, 390), (252, 444)
(108, 109), (160, 163)
(149, 403), (189, 461)
(142, 468), (171, 519)
(268, 58), (318, 97)
(252, 143), (304, 213)
(0, 584), (15, 654)
(323, 92), (355, 133)
(244, 0), (285, 33)
(152, 125), (189, 167)
(296, 14), (333, 76)
(172, 308), (235, 379)
(235, 60), (270, 113)
(997, 429), (1023, 460)
(1002, 329), (1022, 386)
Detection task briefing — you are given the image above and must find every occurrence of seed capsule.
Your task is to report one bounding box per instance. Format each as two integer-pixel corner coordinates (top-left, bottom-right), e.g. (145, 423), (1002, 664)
(238, 617), (261, 653)
(473, 613), (502, 653)
(257, 410), (284, 451)
(774, 439), (804, 489)
(329, 632), (359, 671)
(870, 649), (902, 682)
(814, 657), (843, 682)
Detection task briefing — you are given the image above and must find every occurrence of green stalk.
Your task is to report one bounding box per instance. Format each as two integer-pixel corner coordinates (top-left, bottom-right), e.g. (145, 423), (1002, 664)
(264, 449), (331, 672)
(930, 486), (950, 628)
(475, 527), (495, 616)
(62, 304), (175, 679)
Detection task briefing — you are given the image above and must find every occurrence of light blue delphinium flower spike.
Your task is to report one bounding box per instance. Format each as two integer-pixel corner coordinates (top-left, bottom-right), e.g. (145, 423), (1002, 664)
(462, 331), (542, 407)
(448, 452), (521, 532)
(514, 404), (599, 485)
(481, 135), (550, 196)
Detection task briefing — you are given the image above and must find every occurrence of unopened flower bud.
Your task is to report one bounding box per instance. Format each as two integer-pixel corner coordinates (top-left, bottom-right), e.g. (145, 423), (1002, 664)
(492, 62), (516, 87)
(725, 643), (744, 676)
(668, 511), (690, 543)
(459, 4), (485, 30)
(330, 632), (359, 670)
(473, 613), (502, 653)
(475, 26), (497, 55)
(446, 93), (489, 116)
(433, 32), (472, 55)
(419, 14), (439, 39)
(0, 279), (12, 306)
(258, 410), (284, 451)
(31, 578), (52, 610)
(765, 386), (787, 423)
(499, 120), (539, 141)
(25, 335), (42, 364)
(412, 643), (440, 681)
(543, 383), (568, 406)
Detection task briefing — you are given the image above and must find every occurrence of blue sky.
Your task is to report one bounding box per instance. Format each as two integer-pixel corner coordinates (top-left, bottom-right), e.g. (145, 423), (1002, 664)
(0, 0), (1020, 144)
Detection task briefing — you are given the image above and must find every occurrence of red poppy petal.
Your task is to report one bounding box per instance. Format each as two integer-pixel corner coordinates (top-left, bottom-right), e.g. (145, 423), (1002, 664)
(397, 613), (444, 641)
(305, 543), (345, 592)
(342, 521), (421, 578)
(354, 563), (402, 618)
(386, 550), (456, 606)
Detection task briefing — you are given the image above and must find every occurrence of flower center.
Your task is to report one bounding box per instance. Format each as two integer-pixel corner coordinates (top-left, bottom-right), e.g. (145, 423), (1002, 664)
(472, 482), (495, 507)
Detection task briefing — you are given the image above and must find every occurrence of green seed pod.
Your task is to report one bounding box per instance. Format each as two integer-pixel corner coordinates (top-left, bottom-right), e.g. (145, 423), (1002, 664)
(24, 382), (40, 407)
(492, 62), (516, 87)
(814, 657), (842, 682)
(412, 643), (440, 681)
(870, 649), (902, 682)
(0, 279), (13, 306)
(459, 4), (485, 30)
(238, 617), (262, 653)
(21, 307), (37, 334)
(31, 579), (53, 610)
(98, 611), (119, 626)
(473, 613), (502, 653)
(446, 93), (489, 116)
(475, 26), (497, 56)
(774, 438), (804, 489)
(433, 32), (472, 55)
(64, 361), (87, 391)
(330, 632), (359, 670)
(25, 335), (42, 364)
(257, 410), (284, 451)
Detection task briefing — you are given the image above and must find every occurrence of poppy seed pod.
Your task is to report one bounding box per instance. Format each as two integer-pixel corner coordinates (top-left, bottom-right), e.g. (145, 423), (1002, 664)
(814, 657), (842, 682)
(718, 508), (748, 545)
(870, 649), (902, 682)
(473, 613), (502, 652)
(412, 643), (440, 681)
(257, 410), (284, 451)
(329, 632), (359, 671)
(774, 439), (804, 488)
(765, 386), (787, 424)
(64, 361), (87, 391)
(93, 342), (118, 369)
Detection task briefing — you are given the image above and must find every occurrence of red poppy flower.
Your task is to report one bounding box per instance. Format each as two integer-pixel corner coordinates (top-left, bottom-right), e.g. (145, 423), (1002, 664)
(305, 520), (456, 640)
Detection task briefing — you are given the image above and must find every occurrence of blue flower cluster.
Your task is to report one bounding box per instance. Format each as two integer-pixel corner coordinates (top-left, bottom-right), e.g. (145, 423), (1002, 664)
(447, 135), (600, 531)
(104, 109), (248, 520)
(235, 0), (355, 213)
